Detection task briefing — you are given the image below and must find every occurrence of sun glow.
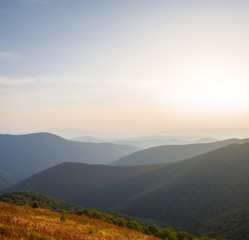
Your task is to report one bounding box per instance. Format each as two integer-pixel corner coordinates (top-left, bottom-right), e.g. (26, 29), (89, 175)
(167, 72), (249, 114)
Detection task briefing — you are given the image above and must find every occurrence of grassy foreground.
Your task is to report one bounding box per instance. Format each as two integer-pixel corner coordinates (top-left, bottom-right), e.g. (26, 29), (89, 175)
(0, 201), (159, 240)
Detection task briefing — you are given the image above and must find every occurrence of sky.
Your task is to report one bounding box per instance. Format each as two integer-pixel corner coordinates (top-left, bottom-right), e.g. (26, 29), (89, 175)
(1, 0), (249, 136)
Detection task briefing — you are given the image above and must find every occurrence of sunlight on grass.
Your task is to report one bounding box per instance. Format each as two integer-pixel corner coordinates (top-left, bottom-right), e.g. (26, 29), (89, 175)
(0, 201), (159, 240)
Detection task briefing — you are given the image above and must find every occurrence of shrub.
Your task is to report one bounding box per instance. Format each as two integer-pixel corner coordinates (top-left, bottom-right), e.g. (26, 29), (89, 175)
(32, 200), (39, 208)
(60, 210), (67, 222)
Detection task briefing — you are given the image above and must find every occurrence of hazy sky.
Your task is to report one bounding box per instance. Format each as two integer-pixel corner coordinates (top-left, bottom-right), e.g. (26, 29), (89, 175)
(1, 0), (249, 135)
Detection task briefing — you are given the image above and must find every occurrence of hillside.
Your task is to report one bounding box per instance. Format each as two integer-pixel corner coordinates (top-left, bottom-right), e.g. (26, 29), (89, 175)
(0, 191), (81, 213)
(0, 132), (138, 181)
(0, 191), (166, 228)
(192, 205), (249, 240)
(111, 138), (249, 165)
(0, 201), (160, 240)
(0, 170), (16, 191)
(2, 162), (166, 209)
(114, 143), (249, 230)
(3, 142), (249, 239)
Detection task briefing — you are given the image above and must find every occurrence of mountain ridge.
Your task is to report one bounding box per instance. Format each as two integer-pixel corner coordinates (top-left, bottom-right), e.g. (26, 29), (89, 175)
(0, 132), (138, 181)
(111, 138), (249, 166)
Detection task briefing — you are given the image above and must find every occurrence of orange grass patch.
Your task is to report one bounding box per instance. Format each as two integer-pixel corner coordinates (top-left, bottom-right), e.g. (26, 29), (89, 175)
(0, 201), (160, 240)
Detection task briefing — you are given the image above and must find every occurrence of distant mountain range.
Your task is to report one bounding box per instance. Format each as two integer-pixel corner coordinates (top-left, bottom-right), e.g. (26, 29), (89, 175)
(0, 132), (138, 181)
(3, 142), (249, 236)
(71, 136), (108, 143)
(111, 138), (249, 165)
(72, 135), (217, 149)
(42, 127), (249, 140)
(111, 137), (217, 149)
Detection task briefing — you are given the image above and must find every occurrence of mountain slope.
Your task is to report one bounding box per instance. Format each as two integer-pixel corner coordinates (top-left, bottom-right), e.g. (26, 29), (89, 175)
(0, 191), (164, 227)
(0, 170), (16, 191)
(2, 162), (166, 208)
(4, 142), (249, 237)
(114, 143), (249, 230)
(0, 132), (138, 181)
(111, 138), (249, 165)
(192, 205), (249, 240)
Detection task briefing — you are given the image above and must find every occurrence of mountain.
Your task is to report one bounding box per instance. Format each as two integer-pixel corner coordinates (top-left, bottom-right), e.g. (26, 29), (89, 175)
(113, 136), (217, 149)
(3, 142), (249, 240)
(194, 138), (218, 143)
(113, 138), (190, 149)
(113, 143), (249, 230)
(111, 138), (249, 166)
(71, 134), (217, 149)
(71, 136), (108, 143)
(72, 136), (192, 149)
(2, 162), (166, 208)
(0, 132), (139, 181)
(0, 170), (16, 191)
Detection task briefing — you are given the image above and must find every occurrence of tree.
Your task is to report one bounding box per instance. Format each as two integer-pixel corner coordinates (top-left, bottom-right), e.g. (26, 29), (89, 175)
(113, 217), (127, 227)
(160, 227), (177, 240)
(145, 225), (161, 237)
(177, 231), (195, 240)
(127, 220), (143, 232)
(60, 210), (67, 222)
(32, 200), (39, 208)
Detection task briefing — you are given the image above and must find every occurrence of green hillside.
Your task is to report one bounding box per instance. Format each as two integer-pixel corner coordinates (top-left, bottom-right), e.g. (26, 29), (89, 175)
(114, 143), (249, 230)
(2, 162), (166, 208)
(0, 132), (138, 181)
(0, 191), (81, 213)
(0, 191), (163, 227)
(192, 205), (249, 240)
(111, 138), (249, 166)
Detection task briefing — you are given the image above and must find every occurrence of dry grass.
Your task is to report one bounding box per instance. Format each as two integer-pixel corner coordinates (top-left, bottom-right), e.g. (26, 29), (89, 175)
(0, 201), (160, 240)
